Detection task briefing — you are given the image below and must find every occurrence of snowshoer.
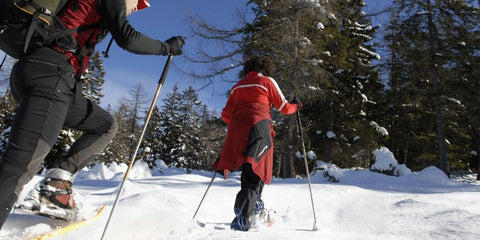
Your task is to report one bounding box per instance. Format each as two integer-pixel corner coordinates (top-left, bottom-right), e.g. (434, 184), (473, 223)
(213, 55), (301, 231)
(0, 0), (185, 229)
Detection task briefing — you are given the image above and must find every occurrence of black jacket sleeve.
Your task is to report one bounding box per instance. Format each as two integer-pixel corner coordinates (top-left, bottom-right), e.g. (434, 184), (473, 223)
(98, 0), (171, 55)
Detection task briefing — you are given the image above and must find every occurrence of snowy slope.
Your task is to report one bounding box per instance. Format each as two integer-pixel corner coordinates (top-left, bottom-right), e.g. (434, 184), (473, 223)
(1, 158), (480, 240)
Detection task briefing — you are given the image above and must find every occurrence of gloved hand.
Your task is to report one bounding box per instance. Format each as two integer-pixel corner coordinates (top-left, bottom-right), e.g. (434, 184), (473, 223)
(290, 97), (303, 110)
(165, 36), (185, 55)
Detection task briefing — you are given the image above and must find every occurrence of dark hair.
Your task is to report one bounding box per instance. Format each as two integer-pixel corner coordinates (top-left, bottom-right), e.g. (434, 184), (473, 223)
(243, 55), (275, 77)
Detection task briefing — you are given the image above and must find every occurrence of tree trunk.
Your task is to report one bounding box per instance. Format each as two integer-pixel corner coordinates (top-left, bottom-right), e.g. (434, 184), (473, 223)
(427, 0), (449, 176)
(282, 118), (292, 178)
(323, 104), (333, 163)
(477, 127), (480, 180)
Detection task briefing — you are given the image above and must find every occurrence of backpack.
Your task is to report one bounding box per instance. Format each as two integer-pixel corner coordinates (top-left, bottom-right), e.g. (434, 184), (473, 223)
(0, 0), (87, 59)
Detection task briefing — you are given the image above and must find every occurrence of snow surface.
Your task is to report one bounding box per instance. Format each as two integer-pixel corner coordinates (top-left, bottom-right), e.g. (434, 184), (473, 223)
(1, 149), (480, 240)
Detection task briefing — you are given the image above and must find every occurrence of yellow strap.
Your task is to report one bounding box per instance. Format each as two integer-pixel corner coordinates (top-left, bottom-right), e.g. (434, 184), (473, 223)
(14, 2), (52, 25)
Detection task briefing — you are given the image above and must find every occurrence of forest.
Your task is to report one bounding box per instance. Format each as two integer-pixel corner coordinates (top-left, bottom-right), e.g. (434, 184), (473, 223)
(1, 0), (479, 179)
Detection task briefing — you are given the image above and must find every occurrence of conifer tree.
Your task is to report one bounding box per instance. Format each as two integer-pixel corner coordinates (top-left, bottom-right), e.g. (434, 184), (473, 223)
(82, 51), (106, 104)
(243, 0), (383, 171)
(140, 106), (163, 168)
(175, 86), (204, 173)
(198, 106), (225, 169)
(102, 98), (134, 164)
(126, 83), (148, 160)
(383, 0), (480, 174)
(159, 85), (183, 166)
(190, 0), (384, 176)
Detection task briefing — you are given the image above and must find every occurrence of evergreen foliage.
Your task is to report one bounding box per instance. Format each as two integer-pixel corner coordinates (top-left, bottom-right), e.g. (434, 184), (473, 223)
(383, 0), (480, 175)
(101, 98), (134, 164)
(82, 51), (106, 104)
(213, 0), (384, 176)
(0, 90), (16, 158)
(140, 106), (164, 168)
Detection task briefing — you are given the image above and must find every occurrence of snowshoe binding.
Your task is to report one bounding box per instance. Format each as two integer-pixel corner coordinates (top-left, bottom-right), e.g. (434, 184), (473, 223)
(18, 168), (77, 221)
(251, 198), (276, 228)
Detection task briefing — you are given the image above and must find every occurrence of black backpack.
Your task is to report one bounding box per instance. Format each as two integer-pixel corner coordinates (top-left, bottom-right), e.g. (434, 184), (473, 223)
(0, 0), (79, 59)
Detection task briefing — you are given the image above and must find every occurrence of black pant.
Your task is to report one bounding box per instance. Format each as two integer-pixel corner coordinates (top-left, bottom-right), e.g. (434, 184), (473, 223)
(0, 47), (117, 229)
(233, 164), (264, 227)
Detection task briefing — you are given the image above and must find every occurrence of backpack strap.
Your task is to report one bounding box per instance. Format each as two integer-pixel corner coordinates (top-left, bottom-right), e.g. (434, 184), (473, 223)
(24, 10), (47, 54)
(17, 0), (71, 54)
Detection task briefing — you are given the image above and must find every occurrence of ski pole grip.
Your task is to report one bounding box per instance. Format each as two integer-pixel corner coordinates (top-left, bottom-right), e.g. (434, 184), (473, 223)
(158, 55), (173, 84)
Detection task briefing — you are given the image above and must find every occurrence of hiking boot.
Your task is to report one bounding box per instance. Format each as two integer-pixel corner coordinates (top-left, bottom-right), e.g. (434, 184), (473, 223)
(40, 178), (75, 209)
(230, 208), (249, 231)
(38, 169), (76, 220)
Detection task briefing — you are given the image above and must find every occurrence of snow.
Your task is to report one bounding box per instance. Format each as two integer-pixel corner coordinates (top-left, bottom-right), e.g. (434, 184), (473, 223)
(370, 121), (389, 136)
(371, 147), (406, 176)
(316, 22), (324, 29)
(359, 46), (381, 60)
(2, 148), (480, 240)
(326, 130), (336, 138)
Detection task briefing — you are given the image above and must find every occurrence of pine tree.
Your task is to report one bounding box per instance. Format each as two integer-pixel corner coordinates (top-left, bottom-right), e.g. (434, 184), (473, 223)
(140, 106), (164, 168)
(190, 0), (384, 176)
(159, 85), (183, 166)
(126, 83), (148, 160)
(329, 0), (385, 168)
(102, 98), (134, 164)
(243, 0), (384, 171)
(436, 0), (480, 177)
(198, 105), (225, 169)
(175, 86), (205, 173)
(81, 51), (106, 104)
(383, 0), (480, 174)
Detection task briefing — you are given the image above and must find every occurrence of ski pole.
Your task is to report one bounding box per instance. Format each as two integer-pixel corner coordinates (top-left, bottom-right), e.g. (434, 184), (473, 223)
(295, 110), (319, 231)
(0, 53), (6, 70)
(192, 172), (217, 220)
(100, 55), (174, 240)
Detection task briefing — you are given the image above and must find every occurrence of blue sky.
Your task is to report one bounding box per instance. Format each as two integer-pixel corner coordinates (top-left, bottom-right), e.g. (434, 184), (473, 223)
(99, 0), (251, 113)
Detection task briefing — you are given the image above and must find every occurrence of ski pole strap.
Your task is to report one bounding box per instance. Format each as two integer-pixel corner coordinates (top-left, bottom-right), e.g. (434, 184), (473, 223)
(102, 37), (114, 58)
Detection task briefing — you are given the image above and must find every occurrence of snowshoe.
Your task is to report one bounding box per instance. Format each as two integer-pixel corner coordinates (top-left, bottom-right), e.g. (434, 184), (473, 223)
(18, 180), (42, 212)
(251, 208), (277, 228)
(18, 169), (77, 221)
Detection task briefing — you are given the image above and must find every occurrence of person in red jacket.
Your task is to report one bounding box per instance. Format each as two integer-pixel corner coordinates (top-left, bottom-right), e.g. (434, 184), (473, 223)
(213, 55), (301, 231)
(0, 0), (184, 229)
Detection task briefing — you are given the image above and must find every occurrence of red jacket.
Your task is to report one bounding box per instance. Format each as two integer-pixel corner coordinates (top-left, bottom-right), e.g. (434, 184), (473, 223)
(57, 0), (102, 76)
(213, 71), (297, 184)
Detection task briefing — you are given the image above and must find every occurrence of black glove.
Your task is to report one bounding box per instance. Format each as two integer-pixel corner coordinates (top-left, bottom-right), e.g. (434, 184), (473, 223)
(290, 97), (303, 109)
(165, 36), (185, 55)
